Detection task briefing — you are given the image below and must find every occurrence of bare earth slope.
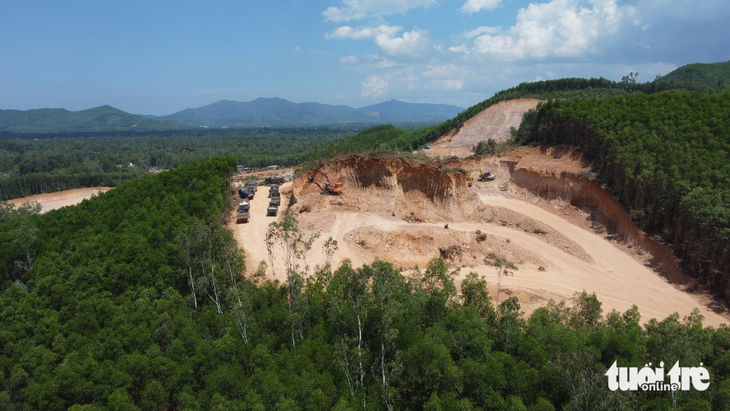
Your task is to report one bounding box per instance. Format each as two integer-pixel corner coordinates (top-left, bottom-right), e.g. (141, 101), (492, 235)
(429, 98), (540, 158)
(8, 187), (113, 213)
(229, 150), (728, 327)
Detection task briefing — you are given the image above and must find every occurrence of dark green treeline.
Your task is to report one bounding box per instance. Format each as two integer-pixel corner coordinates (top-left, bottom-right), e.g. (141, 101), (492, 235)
(512, 89), (730, 299)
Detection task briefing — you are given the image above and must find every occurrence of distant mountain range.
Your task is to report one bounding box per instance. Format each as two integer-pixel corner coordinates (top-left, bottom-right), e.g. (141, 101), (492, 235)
(5, 59), (726, 134)
(147, 98), (465, 127)
(0, 105), (181, 133)
(0, 99), (465, 133)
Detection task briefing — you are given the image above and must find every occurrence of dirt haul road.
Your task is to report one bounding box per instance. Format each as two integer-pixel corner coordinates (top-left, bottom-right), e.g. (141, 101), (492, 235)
(229, 183), (295, 279)
(7, 187), (113, 213)
(451, 195), (727, 327)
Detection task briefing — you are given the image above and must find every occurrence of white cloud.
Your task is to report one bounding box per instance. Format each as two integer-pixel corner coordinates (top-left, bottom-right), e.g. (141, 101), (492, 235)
(362, 75), (389, 97)
(460, 0), (502, 14)
(449, 44), (470, 54)
(471, 0), (629, 60)
(323, 0), (439, 22)
(374, 28), (429, 57)
(339, 54), (398, 68)
(294, 46), (303, 53)
(328, 25), (430, 57)
(339, 55), (360, 65)
(326, 25), (402, 40)
(463, 26), (501, 38)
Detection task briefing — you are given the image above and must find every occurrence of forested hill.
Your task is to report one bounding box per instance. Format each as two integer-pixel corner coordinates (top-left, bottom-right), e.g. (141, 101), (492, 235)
(0, 105), (183, 133)
(659, 60), (730, 90)
(512, 89), (730, 299)
(313, 61), (729, 156)
(1, 156), (729, 409)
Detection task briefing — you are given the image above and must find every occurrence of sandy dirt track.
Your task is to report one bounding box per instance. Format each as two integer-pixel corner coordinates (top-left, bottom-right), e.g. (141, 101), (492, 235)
(229, 183), (295, 279)
(461, 195), (726, 326)
(7, 187), (113, 213)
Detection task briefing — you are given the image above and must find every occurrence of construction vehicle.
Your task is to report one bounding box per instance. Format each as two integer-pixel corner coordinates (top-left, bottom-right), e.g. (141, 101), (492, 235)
(307, 167), (343, 195)
(246, 182), (258, 193)
(264, 176), (285, 185)
(238, 188), (254, 199)
(236, 200), (250, 223)
(270, 191), (281, 206)
(269, 184), (279, 197)
(480, 171), (496, 181)
(267, 201), (279, 216)
(468, 169), (496, 183)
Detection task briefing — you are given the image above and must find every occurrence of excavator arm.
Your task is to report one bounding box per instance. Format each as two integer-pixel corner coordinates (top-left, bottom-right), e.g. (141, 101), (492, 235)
(307, 167), (344, 195)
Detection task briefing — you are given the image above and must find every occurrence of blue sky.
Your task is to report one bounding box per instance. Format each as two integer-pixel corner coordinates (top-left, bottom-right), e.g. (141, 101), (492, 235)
(1, 0), (728, 115)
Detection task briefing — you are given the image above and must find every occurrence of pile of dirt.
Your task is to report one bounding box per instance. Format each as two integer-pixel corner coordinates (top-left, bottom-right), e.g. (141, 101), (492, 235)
(345, 224), (545, 270)
(477, 204), (593, 263)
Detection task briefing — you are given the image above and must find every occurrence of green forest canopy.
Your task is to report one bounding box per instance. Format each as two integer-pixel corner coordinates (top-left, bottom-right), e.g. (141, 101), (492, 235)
(511, 89), (730, 300)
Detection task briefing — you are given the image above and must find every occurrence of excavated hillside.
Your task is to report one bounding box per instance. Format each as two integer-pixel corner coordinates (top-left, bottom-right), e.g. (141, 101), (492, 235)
(228, 149), (727, 326)
(428, 98), (541, 158)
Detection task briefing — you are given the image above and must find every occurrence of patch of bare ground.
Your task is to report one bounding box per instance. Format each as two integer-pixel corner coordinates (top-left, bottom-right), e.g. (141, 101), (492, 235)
(427, 99), (541, 158)
(7, 187), (113, 213)
(231, 168), (294, 182)
(227, 148), (728, 326)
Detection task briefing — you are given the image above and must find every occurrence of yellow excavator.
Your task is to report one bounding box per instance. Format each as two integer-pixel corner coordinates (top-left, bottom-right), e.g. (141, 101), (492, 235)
(467, 169), (496, 186)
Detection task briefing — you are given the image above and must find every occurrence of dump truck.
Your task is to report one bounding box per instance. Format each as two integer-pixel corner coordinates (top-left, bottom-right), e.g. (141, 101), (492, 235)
(269, 184), (279, 197)
(236, 200), (250, 223)
(238, 188), (254, 199)
(270, 191), (281, 206)
(246, 182), (258, 193)
(264, 176), (285, 185)
(267, 201), (279, 216)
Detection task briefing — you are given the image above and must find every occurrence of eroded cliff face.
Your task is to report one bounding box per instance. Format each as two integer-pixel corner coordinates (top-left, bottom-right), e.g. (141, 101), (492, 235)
(292, 154), (474, 220)
(301, 155), (467, 198)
